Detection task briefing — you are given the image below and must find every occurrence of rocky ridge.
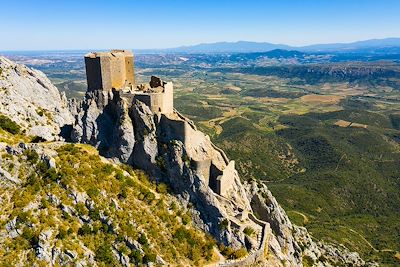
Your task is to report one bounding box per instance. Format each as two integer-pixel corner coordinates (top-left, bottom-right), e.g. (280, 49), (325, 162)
(0, 56), (73, 140)
(0, 57), (375, 266)
(69, 77), (374, 266)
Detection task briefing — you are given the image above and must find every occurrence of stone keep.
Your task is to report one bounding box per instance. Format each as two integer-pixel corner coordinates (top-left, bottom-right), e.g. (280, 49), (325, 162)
(85, 50), (135, 91)
(84, 50), (173, 115)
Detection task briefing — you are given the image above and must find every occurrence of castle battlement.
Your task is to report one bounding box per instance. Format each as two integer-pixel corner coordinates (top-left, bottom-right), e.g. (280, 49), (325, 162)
(85, 50), (174, 114)
(132, 76), (174, 114)
(85, 49), (135, 91)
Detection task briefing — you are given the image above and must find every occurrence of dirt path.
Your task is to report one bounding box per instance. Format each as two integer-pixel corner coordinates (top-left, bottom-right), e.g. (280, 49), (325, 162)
(291, 210), (310, 224)
(339, 226), (379, 252)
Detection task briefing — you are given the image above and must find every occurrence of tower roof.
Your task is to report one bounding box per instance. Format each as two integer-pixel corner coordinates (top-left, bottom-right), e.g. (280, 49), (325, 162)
(85, 49), (133, 58)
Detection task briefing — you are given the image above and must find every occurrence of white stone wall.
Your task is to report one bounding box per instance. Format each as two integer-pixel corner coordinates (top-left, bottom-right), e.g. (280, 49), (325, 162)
(161, 82), (174, 114)
(216, 161), (236, 197)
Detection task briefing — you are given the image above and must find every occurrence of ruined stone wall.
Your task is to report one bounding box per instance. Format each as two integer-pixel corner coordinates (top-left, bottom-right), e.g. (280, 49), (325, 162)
(161, 82), (174, 114)
(133, 94), (152, 111)
(133, 84), (173, 115)
(134, 93), (163, 113)
(150, 93), (164, 113)
(191, 159), (212, 185)
(216, 161), (236, 197)
(218, 216), (270, 267)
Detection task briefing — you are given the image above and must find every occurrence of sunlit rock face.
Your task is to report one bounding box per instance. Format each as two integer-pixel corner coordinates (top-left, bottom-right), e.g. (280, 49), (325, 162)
(0, 56), (73, 140)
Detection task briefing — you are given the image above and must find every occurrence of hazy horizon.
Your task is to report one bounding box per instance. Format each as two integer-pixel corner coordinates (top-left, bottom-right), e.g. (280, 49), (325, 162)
(1, 37), (400, 53)
(2, 0), (400, 51)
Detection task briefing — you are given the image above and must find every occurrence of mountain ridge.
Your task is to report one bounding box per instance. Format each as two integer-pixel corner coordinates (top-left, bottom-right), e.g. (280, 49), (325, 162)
(2, 38), (400, 54)
(141, 38), (400, 54)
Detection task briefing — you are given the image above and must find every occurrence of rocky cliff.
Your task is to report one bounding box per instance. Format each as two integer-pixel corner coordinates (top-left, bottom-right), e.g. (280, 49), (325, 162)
(0, 57), (375, 266)
(0, 56), (73, 140)
(69, 79), (374, 266)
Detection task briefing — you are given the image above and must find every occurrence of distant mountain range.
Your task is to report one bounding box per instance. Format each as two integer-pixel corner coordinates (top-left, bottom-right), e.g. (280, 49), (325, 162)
(148, 38), (400, 54)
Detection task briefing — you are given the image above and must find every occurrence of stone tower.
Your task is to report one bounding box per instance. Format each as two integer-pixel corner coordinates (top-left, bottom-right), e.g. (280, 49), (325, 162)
(84, 49), (135, 91)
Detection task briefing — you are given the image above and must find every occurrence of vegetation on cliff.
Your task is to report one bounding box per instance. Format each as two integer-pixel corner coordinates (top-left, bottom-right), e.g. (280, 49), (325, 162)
(0, 119), (216, 266)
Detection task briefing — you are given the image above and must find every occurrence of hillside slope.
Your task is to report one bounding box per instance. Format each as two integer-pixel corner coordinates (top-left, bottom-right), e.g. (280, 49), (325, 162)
(0, 130), (216, 266)
(0, 56), (374, 266)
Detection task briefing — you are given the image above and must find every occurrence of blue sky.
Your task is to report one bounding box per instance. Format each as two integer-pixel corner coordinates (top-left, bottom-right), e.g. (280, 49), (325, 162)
(1, 0), (400, 50)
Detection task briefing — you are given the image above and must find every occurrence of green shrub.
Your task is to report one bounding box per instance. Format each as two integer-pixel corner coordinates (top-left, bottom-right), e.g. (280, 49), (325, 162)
(101, 164), (114, 175)
(75, 203), (88, 216)
(56, 228), (68, 239)
(156, 183), (168, 194)
(17, 212), (30, 224)
(78, 224), (92, 235)
(138, 234), (148, 246)
(302, 255), (315, 267)
(119, 187), (128, 199)
(115, 171), (125, 181)
(181, 213), (191, 225)
(89, 208), (100, 221)
(143, 252), (157, 263)
(144, 191), (155, 203)
(0, 114), (20, 134)
(24, 149), (39, 164)
(87, 187), (100, 198)
(22, 228), (39, 248)
(233, 247), (247, 259)
(243, 227), (255, 236)
(219, 244), (234, 259)
(36, 109), (44, 117)
(95, 244), (115, 264)
(44, 168), (58, 181)
(129, 250), (142, 263)
(219, 219), (229, 230)
(30, 136), (45, 143)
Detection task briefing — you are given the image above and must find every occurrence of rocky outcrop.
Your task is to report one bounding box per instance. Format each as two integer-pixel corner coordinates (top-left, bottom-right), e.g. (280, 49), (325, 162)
(69, 87), (375, 266)
(246, 181), (376, 266)
(70, 89), (255, 249)
(0, 57), (73, 140)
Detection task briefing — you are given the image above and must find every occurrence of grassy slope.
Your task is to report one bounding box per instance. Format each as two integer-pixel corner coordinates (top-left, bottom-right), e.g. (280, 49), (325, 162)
(0, 119), (216, 266)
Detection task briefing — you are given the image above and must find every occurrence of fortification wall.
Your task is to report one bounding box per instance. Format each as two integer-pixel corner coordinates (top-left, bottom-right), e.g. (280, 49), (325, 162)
(85, 57), (102, 91)
(216, 161), (236, 197)
(218, 214), (270, 267)
(191, 158), (212, 185)
(161, 82), (174, 114)
(99, 56), (112, 91)
(110, 54), (126, 90)
(134, 93), (162, 113)
(84, 50), (134, 91)
(132, 83), (173, 115)
(124, 54), (135, 86)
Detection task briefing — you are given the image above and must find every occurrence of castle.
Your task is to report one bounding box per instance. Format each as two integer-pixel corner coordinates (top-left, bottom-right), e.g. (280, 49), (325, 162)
(84, 49), (173, 114)
(84, 50), (234, 197)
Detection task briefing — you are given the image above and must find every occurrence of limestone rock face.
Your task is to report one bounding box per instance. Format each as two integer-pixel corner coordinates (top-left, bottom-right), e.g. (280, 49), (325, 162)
(0, 56), (74, 140)
(70, 90), (253, 248)
(246, 181), (375, 267)
(69, 88), (375, 266)
(129, 100), (158, 172)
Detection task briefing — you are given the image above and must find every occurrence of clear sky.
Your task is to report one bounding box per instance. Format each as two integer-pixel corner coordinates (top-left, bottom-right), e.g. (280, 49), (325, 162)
(2, 0), (400, 50)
